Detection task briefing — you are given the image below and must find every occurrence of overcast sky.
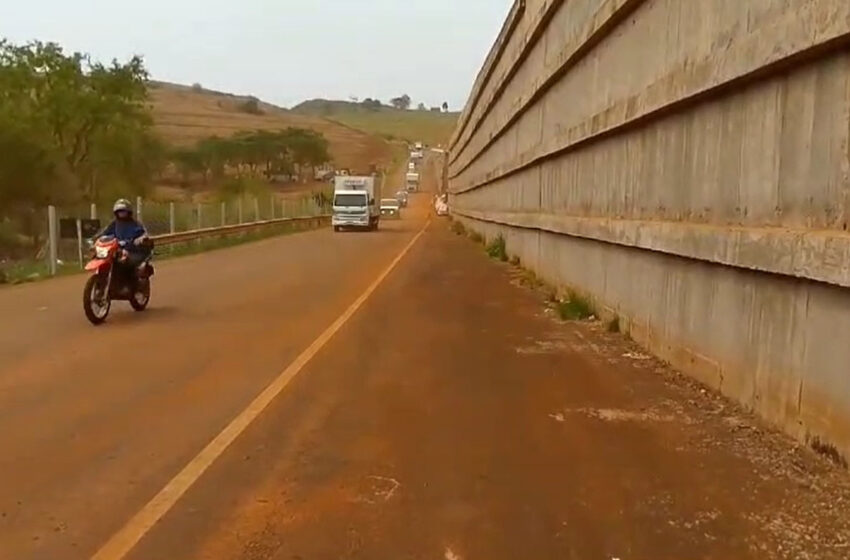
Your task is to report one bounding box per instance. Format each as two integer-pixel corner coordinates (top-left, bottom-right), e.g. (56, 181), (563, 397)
(1, 0), (511, 110)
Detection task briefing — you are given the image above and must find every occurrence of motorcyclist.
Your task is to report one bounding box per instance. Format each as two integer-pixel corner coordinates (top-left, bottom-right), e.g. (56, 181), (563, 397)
(99, 199), (152, 274)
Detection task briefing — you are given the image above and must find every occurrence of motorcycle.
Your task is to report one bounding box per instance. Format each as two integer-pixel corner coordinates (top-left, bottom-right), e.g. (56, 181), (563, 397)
(83, 235), (155, 325)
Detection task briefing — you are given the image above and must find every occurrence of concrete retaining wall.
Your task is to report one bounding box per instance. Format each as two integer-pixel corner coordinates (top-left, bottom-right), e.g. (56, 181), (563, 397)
(449, 0), (850, 463)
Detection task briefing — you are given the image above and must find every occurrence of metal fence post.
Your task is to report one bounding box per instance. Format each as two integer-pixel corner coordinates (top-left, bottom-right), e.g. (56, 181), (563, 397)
(90, 203), (97, 220)
(136, 196), (143, 222)
(238, 198), (243, 224)
(76, 219), (84, 269)
(253, 198), (260, 222)
(47, 205), (58, 276)
(270, 195), (276, 219)
(196, 203), (203, 247)
(169, 202), (176, 234)
(220, 201), (226, 226)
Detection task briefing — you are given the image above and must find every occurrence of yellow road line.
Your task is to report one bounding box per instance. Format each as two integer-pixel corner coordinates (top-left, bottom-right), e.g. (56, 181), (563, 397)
(92, 221), (431, 560)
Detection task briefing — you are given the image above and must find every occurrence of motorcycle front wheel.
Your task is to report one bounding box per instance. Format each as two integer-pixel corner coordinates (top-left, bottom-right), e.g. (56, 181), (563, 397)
(83, 275), (111, 325)
(130, 279), (151, 312)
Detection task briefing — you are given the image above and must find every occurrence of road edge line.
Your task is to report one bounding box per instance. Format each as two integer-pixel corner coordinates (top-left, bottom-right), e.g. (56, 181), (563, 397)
(91, 221), (431, 560)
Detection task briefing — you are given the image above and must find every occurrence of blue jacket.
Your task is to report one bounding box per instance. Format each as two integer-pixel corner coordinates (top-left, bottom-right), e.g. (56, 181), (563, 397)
(102, 219), (148, 253)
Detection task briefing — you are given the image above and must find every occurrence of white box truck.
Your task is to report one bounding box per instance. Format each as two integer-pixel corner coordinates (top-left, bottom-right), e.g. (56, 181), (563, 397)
(332, 175), (382, 231)
(405, 172), (420, 193)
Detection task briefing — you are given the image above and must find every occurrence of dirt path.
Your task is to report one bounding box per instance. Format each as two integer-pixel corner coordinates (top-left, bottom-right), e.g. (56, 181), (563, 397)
(133, 225), (850, 560)
(1, 164), (848, 559)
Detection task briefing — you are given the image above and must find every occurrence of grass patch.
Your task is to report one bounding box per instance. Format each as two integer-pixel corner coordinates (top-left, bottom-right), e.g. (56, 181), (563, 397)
(518, 269), (545, 290)
(156, 221), (312, 260)
(485, 235), (507, 262)
(509, 255), (521, 266)
(809, 436), (849, 468)
(0, 220), (326, 288)
(468, 230), (484, 244)
(0, 259), (80, 285)
(556, 292), (594, 321)
(607, 315), (621, 333)
(450, 220), (466, 236)
(293, 101), (458, 147)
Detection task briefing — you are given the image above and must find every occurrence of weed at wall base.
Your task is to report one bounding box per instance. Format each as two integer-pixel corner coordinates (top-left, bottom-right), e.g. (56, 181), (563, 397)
(486, 235), (507, 262)
(468, 230), (484, 244)
(556, 292), (593, 321)
(450, 221), (466, 236)
(607, 316), (621, 333)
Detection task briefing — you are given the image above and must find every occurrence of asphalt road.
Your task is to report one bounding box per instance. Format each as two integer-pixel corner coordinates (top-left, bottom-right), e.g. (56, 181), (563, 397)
(2, 183), (850, 559)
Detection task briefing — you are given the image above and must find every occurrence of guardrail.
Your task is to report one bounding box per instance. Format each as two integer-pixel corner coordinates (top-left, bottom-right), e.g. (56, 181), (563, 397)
(152, 214), (331, 245)
(44, 212), (331, 276)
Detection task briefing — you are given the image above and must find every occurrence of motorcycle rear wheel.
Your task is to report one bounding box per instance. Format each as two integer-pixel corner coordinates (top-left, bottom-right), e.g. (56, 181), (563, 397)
(83, 275), (111, 325)
(130, 279), (151, 312)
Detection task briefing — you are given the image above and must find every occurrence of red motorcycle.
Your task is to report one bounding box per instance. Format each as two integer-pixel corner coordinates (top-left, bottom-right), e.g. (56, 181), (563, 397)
(83, 235), (154, 325)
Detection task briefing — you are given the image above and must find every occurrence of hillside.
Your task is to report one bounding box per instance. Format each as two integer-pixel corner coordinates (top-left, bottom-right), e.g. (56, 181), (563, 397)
(148, 83), (394, 174)
(292, 99), (459, 148)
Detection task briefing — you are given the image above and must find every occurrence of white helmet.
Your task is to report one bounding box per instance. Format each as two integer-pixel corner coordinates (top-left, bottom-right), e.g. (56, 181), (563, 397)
(113, 198), (133, 215)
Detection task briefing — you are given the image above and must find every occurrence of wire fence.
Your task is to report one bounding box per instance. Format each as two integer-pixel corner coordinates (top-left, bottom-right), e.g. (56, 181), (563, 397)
(0, 193), (328, 284)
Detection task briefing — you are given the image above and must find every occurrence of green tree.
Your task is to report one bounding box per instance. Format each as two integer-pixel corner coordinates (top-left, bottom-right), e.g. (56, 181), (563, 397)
(361, 98), (382, 111)
(171, 147), (205, 185)
(390, 94), (411, 110)
(283, 128), (331, 181)
(0, 40), (156, 201)
(238, 96), (263, 115)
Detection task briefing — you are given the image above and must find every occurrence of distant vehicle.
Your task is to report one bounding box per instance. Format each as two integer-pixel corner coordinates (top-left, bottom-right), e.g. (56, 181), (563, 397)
(408, 161), (416, 172)
(406, 172), (420, 192)
(435, 194), (449, 216)
(332, 175), (381, 231)
(410, 150), (424, 160)
(395, 190), (409, 207)
(380, 198), (401, 219)
(414, 141), (423, 151)
(315, 170), (335, 182)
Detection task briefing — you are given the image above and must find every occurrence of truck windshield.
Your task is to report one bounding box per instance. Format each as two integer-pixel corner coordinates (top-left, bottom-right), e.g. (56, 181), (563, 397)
(334, 194), (367, 207)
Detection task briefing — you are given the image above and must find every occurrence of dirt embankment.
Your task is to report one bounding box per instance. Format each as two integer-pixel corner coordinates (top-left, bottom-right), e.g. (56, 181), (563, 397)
(149, 83), (395, 175)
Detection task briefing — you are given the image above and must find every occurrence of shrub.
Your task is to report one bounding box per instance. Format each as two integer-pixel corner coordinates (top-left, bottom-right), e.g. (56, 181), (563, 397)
(607, 316), (621, 333)
(486, 235), (507, 261)
(238, 97), (264, 115)
(450, 220), (466, 236)
(556, 292), (593, 321)
(468, 230), (484, 244)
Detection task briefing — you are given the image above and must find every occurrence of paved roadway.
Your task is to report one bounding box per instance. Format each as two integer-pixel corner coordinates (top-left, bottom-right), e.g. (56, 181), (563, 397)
(2, 177), (850, 559)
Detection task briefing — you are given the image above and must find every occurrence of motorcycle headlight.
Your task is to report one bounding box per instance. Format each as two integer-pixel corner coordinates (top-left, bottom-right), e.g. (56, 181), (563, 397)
(95, 246), (110, 259)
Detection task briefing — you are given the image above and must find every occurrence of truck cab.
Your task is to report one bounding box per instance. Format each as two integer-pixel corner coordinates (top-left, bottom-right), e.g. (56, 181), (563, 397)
(332, 176), (381, 231)
(405, 172), (420, 193)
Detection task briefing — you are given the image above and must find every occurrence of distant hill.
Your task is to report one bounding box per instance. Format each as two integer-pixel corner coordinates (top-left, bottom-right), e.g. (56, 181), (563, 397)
(292, 99), (459, 148)
(147, 83), (393, 174)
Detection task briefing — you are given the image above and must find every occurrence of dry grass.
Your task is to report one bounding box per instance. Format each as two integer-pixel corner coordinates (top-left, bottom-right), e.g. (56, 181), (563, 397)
(148, 83), (395, 174)
(292, 99), (458, 147)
